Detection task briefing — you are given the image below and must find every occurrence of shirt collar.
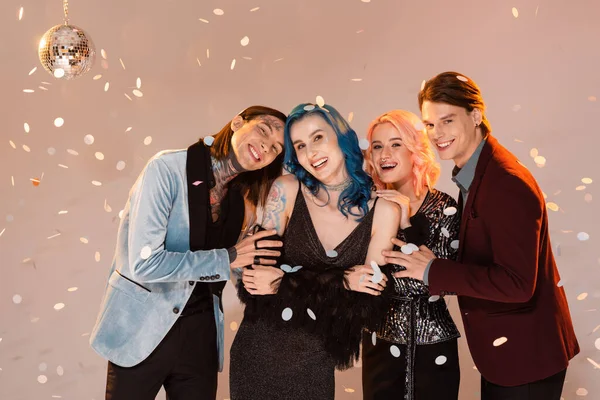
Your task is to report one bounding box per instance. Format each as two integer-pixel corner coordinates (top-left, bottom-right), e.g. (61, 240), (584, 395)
(452, 137), (487, 193)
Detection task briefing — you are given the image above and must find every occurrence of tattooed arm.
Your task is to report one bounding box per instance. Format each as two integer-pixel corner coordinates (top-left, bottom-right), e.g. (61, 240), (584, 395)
(260, 175), (297, 236)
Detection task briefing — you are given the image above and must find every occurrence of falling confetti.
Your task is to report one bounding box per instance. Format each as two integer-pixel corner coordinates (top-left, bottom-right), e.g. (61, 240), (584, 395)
(420, 80), (426, 91)
(529, 148), (539, 158)
(67, 287), (78, 292)
(192, 180), (203, 186)
(576, 388), (588, 396)
(595, 338), (600, 351)
(370, 261), (383, 284)
(22, 145), (31, 152)
(577, 232), (590, 241)
(54, 69), (65, 78)
(9, 140), (16, 149)
(119, 58), (126, 70)
(23, 89), (35, 93)
(443, 206), (457, 216)
(348, 112), (354, 122)
(203, 136), (214, 146)
(13, 294), (22, 304)
(84, 134), (94, 145)
(241, 36), (250, 46)
(104, 82), (110, 92)
(136, 77), (142, 89)
(48, 147), (56, 155)
(28, 67), (37, 75)
(546, 202), (559, 212)
(67, 149), (79, 156)
(304, 105), (315, 111)
(390, 345), (401, 358)
(576, 185), (586, 191)
(125, 127), (133, 132)
(493, 337), (508, 347)
(198, 18), (209, 23)
(250, 7), (260, 12)
(307, 308), (316, 320)
(316, 96), (325, 107)
(429, 295), (441, 302)
(133, 89), (143, 97)
(37, 375), (48, 384)
(371, 331), (377, 346)
(586, 357), (600, 369)
(359, 139), (369, 150)
(581, 177), (593, 184)
(344, 388), (356, 393)
(95, 152), (104, 160)
(281, 307), (293, 321)
(143, 136), (153, 146)
(577, 293), (588, 301)
(230, 59), (236, 70)
(116, 161), (126, 171)
(80, 237), (89, 244)
(512, 7), (519, 18)
(95, 252), (101, 262)
(93, 74), (102, 80)
(54, 303), (65, 311)
(101, 49), (107, 59)
(441, 227), (450, 237)
(24, 123), (30, 133)
(326, 249), (338, 257)
(435, 355), (447, 365)
(104, 199), (112, 213)
(91, 181), (102, 186)
(56, 366), (64, 376)
(54, 118), (64, 127)
(213, 8), (224, 16)
(140, 246), (152, 260)
(456, 75), (468, 82)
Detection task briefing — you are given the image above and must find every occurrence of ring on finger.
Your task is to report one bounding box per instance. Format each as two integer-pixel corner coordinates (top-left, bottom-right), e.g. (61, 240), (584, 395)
(253, 256), (261, 265)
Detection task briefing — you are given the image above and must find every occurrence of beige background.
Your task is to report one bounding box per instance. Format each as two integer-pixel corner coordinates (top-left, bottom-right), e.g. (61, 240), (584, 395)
(1, 0), (598, 399)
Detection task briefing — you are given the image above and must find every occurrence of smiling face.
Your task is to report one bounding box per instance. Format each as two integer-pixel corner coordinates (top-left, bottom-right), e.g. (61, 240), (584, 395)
(289, 114), (347, 185)
(230, 115), (285, 171)
(370, 122), (414, 186)
(421, 101), (483, 168)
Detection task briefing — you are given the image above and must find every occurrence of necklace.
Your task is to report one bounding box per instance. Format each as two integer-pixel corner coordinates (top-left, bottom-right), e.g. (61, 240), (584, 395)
(323, 179), (352, 192)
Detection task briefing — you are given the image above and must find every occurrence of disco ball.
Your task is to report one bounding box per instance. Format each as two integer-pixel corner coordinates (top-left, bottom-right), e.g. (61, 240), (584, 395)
(38, 24), (96, 80)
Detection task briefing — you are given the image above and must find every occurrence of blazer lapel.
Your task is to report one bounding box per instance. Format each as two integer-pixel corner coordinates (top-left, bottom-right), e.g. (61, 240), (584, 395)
(456, 136), (498, 261)
(186, 140), (213, 252)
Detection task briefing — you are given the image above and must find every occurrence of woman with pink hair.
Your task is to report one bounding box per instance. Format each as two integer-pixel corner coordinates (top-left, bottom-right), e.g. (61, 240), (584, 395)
(362, 110), (461, 400)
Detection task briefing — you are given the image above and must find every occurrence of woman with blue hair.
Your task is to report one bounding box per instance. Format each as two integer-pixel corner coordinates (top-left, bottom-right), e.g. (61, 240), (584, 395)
(229, 103), (401, 399)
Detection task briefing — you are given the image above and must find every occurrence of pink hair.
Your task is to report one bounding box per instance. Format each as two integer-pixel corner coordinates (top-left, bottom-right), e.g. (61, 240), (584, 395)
(364, 110), (440, 197)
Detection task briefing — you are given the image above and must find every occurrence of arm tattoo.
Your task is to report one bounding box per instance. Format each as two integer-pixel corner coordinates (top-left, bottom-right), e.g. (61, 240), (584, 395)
(209, 155), (240, 222)
(261, 181), (286, 234)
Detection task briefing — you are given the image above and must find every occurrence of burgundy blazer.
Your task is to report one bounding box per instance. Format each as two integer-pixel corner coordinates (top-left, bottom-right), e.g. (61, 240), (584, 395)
(429, 135), (579, 386)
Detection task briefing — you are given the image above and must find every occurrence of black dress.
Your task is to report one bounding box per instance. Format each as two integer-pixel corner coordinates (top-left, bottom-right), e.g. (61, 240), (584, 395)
(230, 184), (381, 400)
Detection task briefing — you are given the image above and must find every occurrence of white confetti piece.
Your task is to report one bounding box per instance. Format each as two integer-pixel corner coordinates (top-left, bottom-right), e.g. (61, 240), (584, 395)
(512, 7), (519, 18)
(345, 388), (356, 393)
(370, 261), (383, 284)
(104, 82), (110, 92)
(401, 245), (414, 255)
(203, 136), (214, 146)
(576, 388), (588, 396)
(56, 366), (64, 376)
(326, 249), (338, 257)
(23, 89), (34, 93)
(101, 49), (107, 59)
(307, 308), (316, 320)
(133, 89), (143, 97)
(390, 345), (401, 358)
(93, 74), (102, 80)
(371, 331), (377, 346)
(348, 112), (354, 122)
(54, 68), (65, 78)
(304, 105), (315, 111)
(441, 227), (450, 237)
(198, 18), (209, 23)
(9, 140), (16, 149)
(84, 134), (94, 145)
(95, 252), (101, 262)
(80, 237), (89, 244)
(316, 96), (325, 107)
(350, 78), (362, 82)
(95, 152), (105, 160)
(595, 338), (600, 351)
(116, 161), (126, 171)
(48, 147), (56, 155)
(586, 357), (600, 369)
(456, 75), (468, 82)
(54, 118), (64, 127)
(38, 375), (48, 384)
(450, 240), (459, 249)
(230, 59), (236, 70)
(13, 294), (22, 304)
(0, 228), (5, 237)
(546, 202), (559, 212)
(581, 177), (593, 184)
(22, 145), (31, 152)
(67, 287), (78, 292)
(24, 123), (30, 133)
(120, 58), (126, 70)
(359, 139), (370, 150)
(443, 206), (457, 216)
(28, 67), (37, 75)
(420, 80), (426, 91)
(280, 264), (292, 272)
(125, 127), (133, 132)
(213, 8), (224, 15)
(18, 7), (24, 20)
(493, 337), (508, 347)
(429, 295), (441, 302)
(576, 185), (586, 191)
(39, 363), (47, 371)
(230, 321), (238, 331)
(91, 181), (102, 186)
(67, 149), (79, 156)
(140, 246), (152, 260)
(577, 293), (588, 301)
(557, 280), (563, 287)
(281, 307), (293, 321)
(361, 0), (371, 2)
(54, 303), (65, 310)
(250, 7), (260, 12)
(534, 155), (546, 167)
(118, 210), (124, 219)
(104, 199), (112, 212)
(241, 36), (250, 46)
(143, 136), (153, 146)
(192, 180), (203, 186)
(435, 355), (447, 365)
(577, 232), (590, 241)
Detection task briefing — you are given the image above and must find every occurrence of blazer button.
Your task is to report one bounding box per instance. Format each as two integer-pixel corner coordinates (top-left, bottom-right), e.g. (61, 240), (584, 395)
(188, 281), (194, 286)
(210, 275), (216, 280)
(173, 307), (180, 314)
(215, 274), (220, 279)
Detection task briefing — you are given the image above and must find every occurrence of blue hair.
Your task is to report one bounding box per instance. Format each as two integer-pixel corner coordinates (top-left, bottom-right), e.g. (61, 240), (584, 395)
(283, 103), (373, 220)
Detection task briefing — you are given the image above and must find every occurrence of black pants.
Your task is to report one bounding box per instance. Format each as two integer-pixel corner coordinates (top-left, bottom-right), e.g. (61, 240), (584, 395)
(481, 369), (567, 400)
(362, 336), (460, 400)
(106, 310), (218, 400)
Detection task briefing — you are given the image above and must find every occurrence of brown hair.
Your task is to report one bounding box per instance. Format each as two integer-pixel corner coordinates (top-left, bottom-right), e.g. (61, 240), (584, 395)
(209, 105), (287, 207)
(418, 71), (491, 136)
